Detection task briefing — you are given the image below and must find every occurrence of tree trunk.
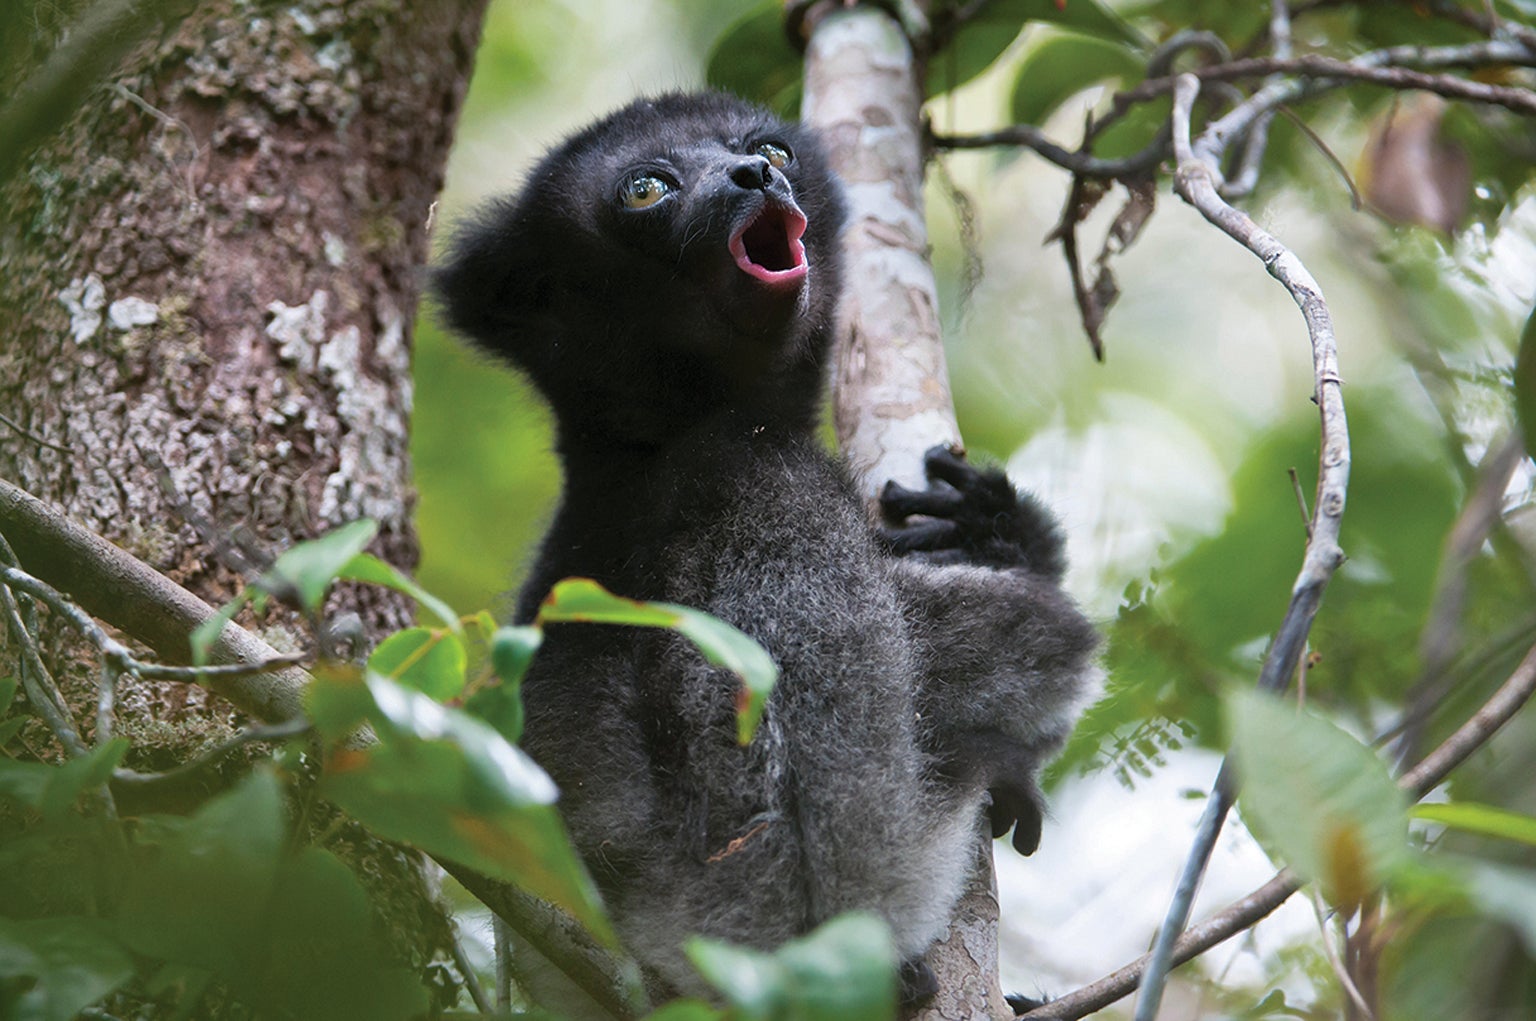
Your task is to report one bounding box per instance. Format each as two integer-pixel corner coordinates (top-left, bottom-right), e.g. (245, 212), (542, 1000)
(800, 5), (1009, 1019)
(0, 0), (488, 1000)
(0, 0), (483, 730)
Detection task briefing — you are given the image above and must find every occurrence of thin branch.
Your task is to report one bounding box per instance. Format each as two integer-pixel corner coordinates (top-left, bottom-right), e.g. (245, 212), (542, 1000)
(932, 121), (1170, 179)
(1026, 637), (1536, 1021)
(0, 566), (88, 757)
(1119, 43), (1536, 129)
(1132, 72), (1353, 1021)
(112, 717), (312, 791)
(1220, 0), (1292, 198)
(0, 409), (71, 452)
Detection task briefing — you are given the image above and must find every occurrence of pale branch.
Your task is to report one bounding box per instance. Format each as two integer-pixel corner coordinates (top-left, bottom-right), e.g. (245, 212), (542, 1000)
(1131, 71), (1353, 1021)
(0, 562), (88, 757)
(1026, 637), (1536, 1021)
(1220, 0), (1292, 198)
(0, 477), (643, 1020)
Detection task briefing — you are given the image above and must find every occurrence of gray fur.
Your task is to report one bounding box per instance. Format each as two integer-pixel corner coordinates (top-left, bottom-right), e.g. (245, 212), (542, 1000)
(433, 92), (1098, 1000)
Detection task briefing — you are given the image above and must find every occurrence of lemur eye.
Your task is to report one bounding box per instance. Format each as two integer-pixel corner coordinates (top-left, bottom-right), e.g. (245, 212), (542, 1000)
(621, 174), (670, 209)
(754, 142), (792, 169)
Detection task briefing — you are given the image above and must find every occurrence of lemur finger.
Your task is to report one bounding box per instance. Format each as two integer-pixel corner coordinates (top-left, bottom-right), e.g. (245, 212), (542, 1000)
(880, 479), (965, 519)
(878, 519), (960, 552)
(922, 444), (983, 491)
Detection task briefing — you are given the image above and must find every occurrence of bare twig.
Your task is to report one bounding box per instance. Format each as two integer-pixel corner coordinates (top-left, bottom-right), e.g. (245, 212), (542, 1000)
(1025, 638), (1536, 1020)
(1130, 72), (1353, 1021)
(932, 121), (1170, 179)
(1222, 0), (1292, 198)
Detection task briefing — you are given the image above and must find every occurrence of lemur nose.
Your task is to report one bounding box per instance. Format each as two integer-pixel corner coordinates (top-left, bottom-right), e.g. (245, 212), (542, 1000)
(729, 156), (773, 190)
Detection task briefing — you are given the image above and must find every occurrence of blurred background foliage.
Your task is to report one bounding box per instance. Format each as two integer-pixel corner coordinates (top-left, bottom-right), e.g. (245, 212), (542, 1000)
(414, 0), (1536, 1015)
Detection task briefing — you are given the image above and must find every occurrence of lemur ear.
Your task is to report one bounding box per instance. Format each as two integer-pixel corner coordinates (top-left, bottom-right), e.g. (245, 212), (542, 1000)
(431, 197), (552, 359)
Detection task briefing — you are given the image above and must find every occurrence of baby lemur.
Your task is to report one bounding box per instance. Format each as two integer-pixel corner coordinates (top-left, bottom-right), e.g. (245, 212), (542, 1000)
(434, 91), (1097, 1002)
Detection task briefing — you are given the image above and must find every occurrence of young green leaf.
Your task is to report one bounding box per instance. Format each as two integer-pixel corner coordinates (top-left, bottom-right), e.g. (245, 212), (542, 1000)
(368, 627), (468, 701)
(258, 518), (379, 613)
(340, 552), (461, 633)
(1414, 802), (1536, 848)
(539, 579), (778, 744)
(1226, 689), (1409, 911)
(687, 913), (897, 1021)
(319, 674), (616, 945)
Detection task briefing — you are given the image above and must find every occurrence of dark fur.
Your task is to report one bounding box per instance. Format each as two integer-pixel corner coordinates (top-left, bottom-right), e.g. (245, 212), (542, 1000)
(434, 92), (1098, 999)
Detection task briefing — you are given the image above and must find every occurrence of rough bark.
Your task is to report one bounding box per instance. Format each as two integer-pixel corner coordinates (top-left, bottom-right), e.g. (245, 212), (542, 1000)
(799, 5), (1007, 1019)
(0, 0), (488, 1000)
(0, 0), (483, 734)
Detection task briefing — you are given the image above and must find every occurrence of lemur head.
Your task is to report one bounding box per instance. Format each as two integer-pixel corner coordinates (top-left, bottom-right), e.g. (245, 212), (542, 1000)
(433, 92), (847, 446)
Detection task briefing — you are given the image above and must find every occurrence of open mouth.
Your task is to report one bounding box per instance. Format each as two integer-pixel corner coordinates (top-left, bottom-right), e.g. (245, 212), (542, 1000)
(729, 205), (808, 286)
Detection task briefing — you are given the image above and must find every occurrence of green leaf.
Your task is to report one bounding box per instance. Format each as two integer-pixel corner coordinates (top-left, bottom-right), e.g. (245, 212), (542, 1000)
(319, 674), (615, 945)
(0, 716), (24, 747)
(705, 4), (801, 117)
(1227, 689), (1409, 910)
(38, 739), (127, 820)
(116, 770), (286, 974)
(539, 579), (778, 745)
(190, 588), (252, 667)
(1010, 30), (1144, 126)
(304, 662), (374, 742)
(1457, 859), (1536, 956)
(368, 627), (469, 701)
(688, 913), (897, 1021)
(0, 916), (134, 1021)
(258, 518), (379, 613)
(340, 552), (461, 633)
(1513, 304), (1536, 461)
(241, 847), (429, 1021)
(490, 625), (543, 687)
(0, 675), (17, 716)
(931, 0), (1144, 97)
(1414, 802), (1536, 848)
